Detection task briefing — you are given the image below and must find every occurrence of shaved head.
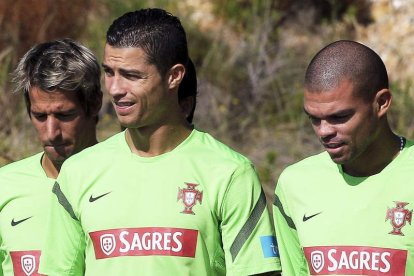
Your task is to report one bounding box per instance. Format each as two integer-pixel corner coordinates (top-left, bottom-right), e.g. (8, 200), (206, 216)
(305, 40), (388, 101)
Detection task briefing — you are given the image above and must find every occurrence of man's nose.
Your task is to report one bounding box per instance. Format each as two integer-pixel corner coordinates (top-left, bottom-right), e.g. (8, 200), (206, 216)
(106, 75), (126, 98)
(46, 116), (62, 140)
(316, 120), (335, 140)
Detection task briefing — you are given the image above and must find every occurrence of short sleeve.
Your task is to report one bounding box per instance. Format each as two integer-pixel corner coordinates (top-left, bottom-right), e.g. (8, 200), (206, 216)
(273, 175), (309, 275)
(220, 163), (281, 275)
(39, 178), (85, 276)
(0, 240), (4, 276)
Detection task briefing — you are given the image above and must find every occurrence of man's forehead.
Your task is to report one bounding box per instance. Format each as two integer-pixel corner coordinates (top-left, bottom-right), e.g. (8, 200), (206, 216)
(103, 45), (153, 69)
(303, 87), (359, 117)
(29, 87), (80, 106)
(304, 90), (344, 105)
(305, 79), (356, 100)
(104, 44), (146, 59)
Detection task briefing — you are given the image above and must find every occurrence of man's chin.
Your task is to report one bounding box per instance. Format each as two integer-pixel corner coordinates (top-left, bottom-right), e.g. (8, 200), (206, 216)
(119, 120), (139, 129)
(44, 149), (71, 165)
(328, 153), (348, 165)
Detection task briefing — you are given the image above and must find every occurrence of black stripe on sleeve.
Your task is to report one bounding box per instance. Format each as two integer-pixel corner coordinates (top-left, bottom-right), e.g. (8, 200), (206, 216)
(230, 189), (267, 261)
(52, 182), (78, 221)
(273, 193), (296, 230)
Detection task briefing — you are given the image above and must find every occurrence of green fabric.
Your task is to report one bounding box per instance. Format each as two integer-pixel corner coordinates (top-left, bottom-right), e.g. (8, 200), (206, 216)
(273, 140), (414, 275)
(0, 153), (54, 275)
(39, 129), (281, 275)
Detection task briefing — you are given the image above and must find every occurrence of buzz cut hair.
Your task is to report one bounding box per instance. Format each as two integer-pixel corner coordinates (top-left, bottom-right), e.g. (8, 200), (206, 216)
(305, 40), (388, 101)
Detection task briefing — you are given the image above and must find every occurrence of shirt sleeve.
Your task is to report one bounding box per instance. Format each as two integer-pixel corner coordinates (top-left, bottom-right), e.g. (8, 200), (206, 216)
(273, 175), (309, 275)
(39, 177), (85, 276)
(220, 163), (281, 275)
(0, 241), (4, 276)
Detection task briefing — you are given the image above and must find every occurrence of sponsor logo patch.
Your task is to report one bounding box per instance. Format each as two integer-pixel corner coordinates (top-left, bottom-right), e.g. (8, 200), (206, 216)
(100, 234), (116, 256)
(90, 227), (198, 259)
(10, 251), (41, 276)
(386, 201), (412, 235)
(177, 183), (203, 214)
(304, 246), (407, 275)
(260, 235), (279, 258)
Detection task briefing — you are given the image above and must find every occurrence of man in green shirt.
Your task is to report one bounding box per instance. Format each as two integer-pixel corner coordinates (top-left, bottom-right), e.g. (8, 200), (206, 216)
(39, 8), (281, 276)
(0, 39), (102, 275)
(273, 40), (414, 275)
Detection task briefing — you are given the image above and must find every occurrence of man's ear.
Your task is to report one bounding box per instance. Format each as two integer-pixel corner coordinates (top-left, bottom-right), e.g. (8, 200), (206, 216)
(167, 64), (185, 90)
(375, 88), (392, 117)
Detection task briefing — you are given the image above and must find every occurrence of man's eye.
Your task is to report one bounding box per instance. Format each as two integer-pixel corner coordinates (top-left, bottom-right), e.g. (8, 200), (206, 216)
(308, 116), (320, 125)
(32, 114), (46, 121)
(57, 113), (77, 121)
(103, 69), (114, 77)
(125, 74), (140, 80)
(330, 115), (349, 123)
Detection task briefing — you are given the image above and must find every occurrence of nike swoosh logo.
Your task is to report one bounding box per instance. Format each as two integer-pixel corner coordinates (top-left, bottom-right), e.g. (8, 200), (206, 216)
(89, 192), (111, 202)
(303, 212), (322, 222)
(11, 216), (33, 226)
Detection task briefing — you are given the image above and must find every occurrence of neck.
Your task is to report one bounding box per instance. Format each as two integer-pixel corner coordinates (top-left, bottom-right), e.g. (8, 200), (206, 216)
(342, 130), (402, 177)
(126, 123), (193, 157)
(41, 154), (60, 179)
(41, 138), (98, 179)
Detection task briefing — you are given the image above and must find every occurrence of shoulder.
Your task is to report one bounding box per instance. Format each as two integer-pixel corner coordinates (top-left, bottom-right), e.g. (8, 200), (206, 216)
(403, 139), (414, 157)
(188, 129), (252, 165)
(284, 151), (331, 170)
(392, 139), (414, 170)
(0, 153), (44, 200)
(278, 151), (334, 183)
(63, 131), (126, 169)
(0, 152), (43, 175)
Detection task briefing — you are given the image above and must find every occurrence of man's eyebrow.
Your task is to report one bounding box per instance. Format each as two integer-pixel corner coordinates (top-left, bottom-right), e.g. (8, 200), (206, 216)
(30, 110), (44, 115)
(303, 108), (316, 118)
(101, 64), (142, 75)
(31, 108), (78, 114)
(323, 108), (354, 117)
(303, 108), (354, 119)
(119, 68), (142, 75)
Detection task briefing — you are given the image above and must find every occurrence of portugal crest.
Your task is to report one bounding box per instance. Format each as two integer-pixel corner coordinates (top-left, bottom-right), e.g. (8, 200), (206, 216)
(177, 183), (203, 215)
(100, 234), (116, 256)
(386, 201), (412, 235)
(310, 251), (324, 273)
(21, 255), (35, 276)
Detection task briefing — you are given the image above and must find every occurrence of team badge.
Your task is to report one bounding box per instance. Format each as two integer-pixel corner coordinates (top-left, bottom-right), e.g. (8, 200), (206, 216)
(177, 183), (203, 215)
(386, 201), (412, 235)
(21, 255), (35, 276)
(100, 234), (116, 256)
(310, 251), (324, 273)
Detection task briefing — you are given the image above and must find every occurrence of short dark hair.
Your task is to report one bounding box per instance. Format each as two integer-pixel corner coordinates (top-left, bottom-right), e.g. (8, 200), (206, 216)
(305, 40), (388, 101)
(106, 8), (189, 77)
(13, 38), (102, 118)
(179, 58), (197, 123)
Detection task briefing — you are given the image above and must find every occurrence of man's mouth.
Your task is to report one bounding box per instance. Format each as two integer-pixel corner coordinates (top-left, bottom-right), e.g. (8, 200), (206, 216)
(114, 101), (134, 107)
(45, 143), (67, 148)
(322, 140), (346, 150)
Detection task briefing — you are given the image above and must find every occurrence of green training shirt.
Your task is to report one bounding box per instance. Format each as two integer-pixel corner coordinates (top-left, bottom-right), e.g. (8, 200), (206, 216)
(0, 152), (53, 276)
(39, 129), (281, 275)
(273, 139), (414, 276)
